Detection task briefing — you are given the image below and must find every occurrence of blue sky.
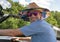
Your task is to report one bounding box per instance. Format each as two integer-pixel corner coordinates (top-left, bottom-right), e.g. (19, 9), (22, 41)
(50, 0), (60, 11)
(13, 0), (60, 11)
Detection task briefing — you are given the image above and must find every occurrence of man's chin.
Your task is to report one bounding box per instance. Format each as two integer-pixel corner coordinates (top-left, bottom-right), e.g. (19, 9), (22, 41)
(31, 20), (36, 22)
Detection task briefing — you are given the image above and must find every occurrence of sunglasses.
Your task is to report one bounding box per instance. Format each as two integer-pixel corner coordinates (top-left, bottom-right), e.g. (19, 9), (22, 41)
(27, 12), (42, 17)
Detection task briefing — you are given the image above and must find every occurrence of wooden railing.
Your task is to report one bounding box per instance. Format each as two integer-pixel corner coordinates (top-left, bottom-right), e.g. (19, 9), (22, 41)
(0, 36), (31, 42)
(12, 37), (31, 42)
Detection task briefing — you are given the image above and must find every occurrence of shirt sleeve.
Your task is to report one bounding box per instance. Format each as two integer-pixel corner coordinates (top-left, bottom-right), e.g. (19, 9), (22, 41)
(19, 22), (44, 36)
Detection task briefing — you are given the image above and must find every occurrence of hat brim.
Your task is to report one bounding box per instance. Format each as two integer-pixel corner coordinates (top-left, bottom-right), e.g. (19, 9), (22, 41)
(22, 8), (43, 12)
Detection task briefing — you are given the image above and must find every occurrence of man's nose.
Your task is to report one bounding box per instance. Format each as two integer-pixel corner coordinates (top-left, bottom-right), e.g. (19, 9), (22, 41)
(31, 14), (36, 17)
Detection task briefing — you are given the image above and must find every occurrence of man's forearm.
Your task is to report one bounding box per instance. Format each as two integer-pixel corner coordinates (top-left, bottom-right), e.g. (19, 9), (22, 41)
(0, 29), (24, 36)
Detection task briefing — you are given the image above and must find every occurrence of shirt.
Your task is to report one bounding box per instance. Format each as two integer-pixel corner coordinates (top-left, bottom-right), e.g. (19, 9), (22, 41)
(20, 20), (57, 42)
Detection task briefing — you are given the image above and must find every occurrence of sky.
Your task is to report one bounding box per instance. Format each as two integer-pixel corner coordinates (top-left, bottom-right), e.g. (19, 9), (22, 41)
(13, 0), (60, 11)
(0, 0), (11, 9)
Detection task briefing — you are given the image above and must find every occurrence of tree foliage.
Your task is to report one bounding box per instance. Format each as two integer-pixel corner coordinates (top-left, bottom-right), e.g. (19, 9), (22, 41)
(54, 11), (60, 28)
(0, 0), (28, 29)
(46, 12), (58, 26)
(0, 0), (60, 29)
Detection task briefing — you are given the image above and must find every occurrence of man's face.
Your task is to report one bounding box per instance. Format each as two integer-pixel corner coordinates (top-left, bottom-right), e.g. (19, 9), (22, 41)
(27, 10), (42, 22)
(46, 12), (50, 17)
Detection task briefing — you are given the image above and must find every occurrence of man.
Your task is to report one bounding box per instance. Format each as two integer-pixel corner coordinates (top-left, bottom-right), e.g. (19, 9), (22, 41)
(0, 2), (57, 42)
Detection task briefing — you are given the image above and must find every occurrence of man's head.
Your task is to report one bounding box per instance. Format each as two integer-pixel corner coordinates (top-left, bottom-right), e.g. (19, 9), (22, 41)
(21, 2), (50, 22)
(41, 8), (50, 20)
(45, 9), (50, 17)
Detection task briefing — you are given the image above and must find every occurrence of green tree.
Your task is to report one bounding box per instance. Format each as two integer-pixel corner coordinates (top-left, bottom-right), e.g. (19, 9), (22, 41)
(0, 0), (27, 29)
(54, 11), (60, 28)
(46, 11), (58, 26)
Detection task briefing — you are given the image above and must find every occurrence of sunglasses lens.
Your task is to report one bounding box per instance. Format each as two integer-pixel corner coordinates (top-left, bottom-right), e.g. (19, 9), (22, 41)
(27, 12), (38, 17)
(33, 12), (37, 16)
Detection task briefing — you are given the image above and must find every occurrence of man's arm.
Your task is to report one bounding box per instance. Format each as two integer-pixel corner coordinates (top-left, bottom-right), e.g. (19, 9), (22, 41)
(0, 29), (25, 37)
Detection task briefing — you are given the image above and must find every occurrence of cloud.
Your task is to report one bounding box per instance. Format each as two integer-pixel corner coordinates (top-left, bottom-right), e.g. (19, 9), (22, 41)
(19, 0), (54, 10)
(19, 0), (29, 6)
(30, 0), (54, 10)
(0, 0), (11, 9)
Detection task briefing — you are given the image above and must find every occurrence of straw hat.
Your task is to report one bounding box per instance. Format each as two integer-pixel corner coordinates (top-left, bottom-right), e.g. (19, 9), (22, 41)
(22, 2), (50, 12)
(26, 2), (43, 12)
(26, 2), (40, 9)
